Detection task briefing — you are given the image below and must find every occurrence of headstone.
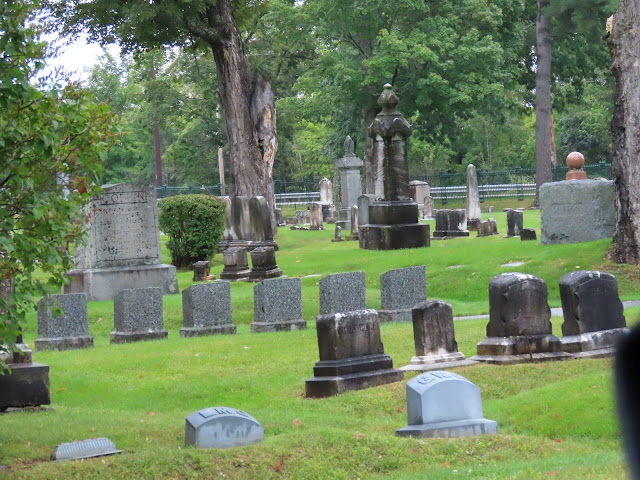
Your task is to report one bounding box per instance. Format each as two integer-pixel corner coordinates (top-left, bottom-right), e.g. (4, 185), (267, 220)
(251, 277), (306, 332)
(485, 206), (494, 213)
(505, 209), (523, 238)
(332, 225), (343, 242)
(559, 271), (628, 357)
(401, 301), (476, 371)
(409, 181), (430, 216)
(359, 85), (430, 250)
(295, 210), (306, 225)
(286, 217), (297, 226)
(52, 438), (121, 461)
(423, 196), (435, 219)
(476, 220), (493, 238)
(395, 371), (497, 438)
(216, 196), (238, 252)
(0, 279), (50, 409)
(540, 180), (615, 244)
(248, 247), (282, 281)
(319, 178), (333, 205)
(489, 218), (498, 235)
(64, 184), (178, 300)
(466, 164), (482, 230)
(346, 205), (359, 240)
(185, 407), (264, 449)
(219, 247), (251, 280)
(309, 202), (325, 230)
(305, 309), (404, 397)
(357, 194), (375, 228)
(470, 273), (571, 364)
(335, 136), (363, 230)
(248, 196), (278, 250)
(34, 294), (93, 351)
(192, 261), (210, 282)
(231, 195), (251, 241)
(180, 281), (236, 337)
(432, 209), (469, 238)
(275, 207), (284, 226)
(520, 228), (537, 241)
(319, 271), (366, 315)
(379, 266), (427, 323)
(110, 287), (167, 344)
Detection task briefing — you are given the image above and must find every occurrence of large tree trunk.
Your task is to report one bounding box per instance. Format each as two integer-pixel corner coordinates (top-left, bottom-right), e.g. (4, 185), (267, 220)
(149, 64), (163, 187)
(608, 0), (640, 264)
(363, 86), (380, 194)
(534, 0), (554, 202)
(206, 1), (277, 232)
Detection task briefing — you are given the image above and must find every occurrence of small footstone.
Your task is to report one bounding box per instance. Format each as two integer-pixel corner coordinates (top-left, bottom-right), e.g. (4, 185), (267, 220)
(185, 407), (264, 449)
(396, 371), (497, 438)
(52, 438), (121, 461)
(520, 228), (537, 241)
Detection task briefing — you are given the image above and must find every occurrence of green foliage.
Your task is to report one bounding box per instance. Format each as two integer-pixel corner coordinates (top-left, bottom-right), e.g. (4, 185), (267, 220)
(0, 0), (117, 365)
(158, 194), (225, 267)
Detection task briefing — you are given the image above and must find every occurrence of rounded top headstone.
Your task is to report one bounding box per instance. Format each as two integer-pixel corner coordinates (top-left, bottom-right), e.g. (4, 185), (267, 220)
(566, 151), (585, 169)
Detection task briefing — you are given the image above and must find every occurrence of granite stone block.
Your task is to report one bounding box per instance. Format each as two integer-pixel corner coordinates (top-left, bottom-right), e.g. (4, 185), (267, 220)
(35, 293), (93, 351)
(181, 282), (236, 337)
(319, 271), (366, 315)
(379, 266), (427, 322)
(251, 277), (306, 332)
(110, 287), (167, 343)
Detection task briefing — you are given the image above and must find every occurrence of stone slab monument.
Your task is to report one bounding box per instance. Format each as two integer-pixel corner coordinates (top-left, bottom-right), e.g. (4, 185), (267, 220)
(185, 407), (264, 449)
(218, 195), (279, 252)
(251, 277), (307, 332)
(540, 180), (615, 244)
(180, 281), (236, 337)
(395, 371), (497, 438)
(335, 135), (363, 231)
(249, 196), (278, 251)
(505, 209), (523, 238)
(359, 85), (430, 250)
(110, 287), (168, 344)
(64, 184), (178, 301)
(559, 271), (628, 357)
(409, 180), (430, 217)
(401, 300), (476, 371)
(305, 309), (404, 398)
(465, 164), (482, 230)
(220, 247), (251, 280)
(470, 273), (571, 364)
(432, 209), (469, 238)
(319, 271), (366, 315)
(309, 202), (325, 230)
(378, 266), (427, 322)
(35, 293), (93, 351)
(248, 247), (282, 281)
(0, 279), (50, 409)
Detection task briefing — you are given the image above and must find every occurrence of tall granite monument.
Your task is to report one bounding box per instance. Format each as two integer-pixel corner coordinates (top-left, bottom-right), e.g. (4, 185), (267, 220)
(335, 136), (363, 231)
(64, 184), (178, 301)
(359, 85), (430, 250)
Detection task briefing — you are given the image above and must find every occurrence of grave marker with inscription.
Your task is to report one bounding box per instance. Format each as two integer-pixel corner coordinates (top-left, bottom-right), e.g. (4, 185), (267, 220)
(110, 287), (168, 344)
(185, 407), (264, 449)
(35, 294), (93, 351)
(335, 136), (363, 230)
(64, 184), (178, 300)
(319, 271), (366, 315)
(251, 277), (306, 332)
(181, 282), (236, 337)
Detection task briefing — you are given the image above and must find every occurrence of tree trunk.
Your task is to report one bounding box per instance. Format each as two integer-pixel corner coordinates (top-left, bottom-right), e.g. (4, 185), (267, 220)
(207, 0), (277, 232)
(608, 0), (640, 264)
(534, 0), (554, 202)
(149, 64), (163, 187)
(363, 86), (380, 194)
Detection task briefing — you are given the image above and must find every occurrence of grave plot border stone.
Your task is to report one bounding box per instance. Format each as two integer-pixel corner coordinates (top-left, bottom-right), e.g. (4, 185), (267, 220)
(110, 287), (168, 344)
(251, 277), (307, 332)
(180, 281), (237, 337)
(378, 266), (427, 323)
(34, 293), (94, 352)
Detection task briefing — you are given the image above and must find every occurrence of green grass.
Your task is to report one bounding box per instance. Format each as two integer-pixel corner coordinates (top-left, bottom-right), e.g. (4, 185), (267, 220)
(1, 209), (638, 479)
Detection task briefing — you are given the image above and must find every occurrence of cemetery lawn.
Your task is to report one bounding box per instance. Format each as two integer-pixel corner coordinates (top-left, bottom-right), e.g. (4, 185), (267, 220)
(3, 209), (639, 479)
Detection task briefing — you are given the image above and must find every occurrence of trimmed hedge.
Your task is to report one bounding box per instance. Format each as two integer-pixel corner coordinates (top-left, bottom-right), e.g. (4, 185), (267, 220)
(158, 194), (226, 268)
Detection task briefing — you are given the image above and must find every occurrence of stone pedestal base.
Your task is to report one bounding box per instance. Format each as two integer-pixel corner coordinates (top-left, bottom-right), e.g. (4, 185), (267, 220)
(470, 334), (573, 364)
(396, 418), (497, 438)
(110, 330), (168, 344)
(180, 325), (237, 337)
(0, 362), (50, 409)
(64, 264), (178, 301)
(378, 308), (412, 323)
(561, 327), (629, 357)
(220, 268), (251, 280)
(360, 224), (430, 250)
(400, 352), (478, 371)
(34, 335), (94, 352)
(249, 267), (283, 282)
(433, 230), (470, 238)
(250, 320), (307, 333)
(566, 170), (587, 180)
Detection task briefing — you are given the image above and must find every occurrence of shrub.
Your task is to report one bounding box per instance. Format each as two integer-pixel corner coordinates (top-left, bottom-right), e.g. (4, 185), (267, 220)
(158, 195), (226, 267)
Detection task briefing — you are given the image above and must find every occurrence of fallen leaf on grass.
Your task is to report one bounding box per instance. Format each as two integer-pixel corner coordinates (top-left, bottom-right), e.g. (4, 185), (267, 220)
(139, 374), (143, 379)
(243, 346), (251, 350)
(24, 441), (30, 448)
(194, 353), (200, 357)
(554, 412), (561, 419)
(397, 408), (403, 413)
(442, 461), (449, 468)
(147, 411), (155, 416)
(293, 418), (302, 427)
(592, 385), (598, 389)
(417, 440), (425, 445)
(554, 439), (562, 443)
(548, 472), (557, 476)
(97, 317), (103, 323)
(274, 460), (284, 473)
(355, 433), (365, 439)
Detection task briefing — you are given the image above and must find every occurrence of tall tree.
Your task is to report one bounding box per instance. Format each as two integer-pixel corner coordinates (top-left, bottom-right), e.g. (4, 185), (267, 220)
(608, 0), (640, 264)
(46, 0), (278, 228)
(535, 0), (554, 197)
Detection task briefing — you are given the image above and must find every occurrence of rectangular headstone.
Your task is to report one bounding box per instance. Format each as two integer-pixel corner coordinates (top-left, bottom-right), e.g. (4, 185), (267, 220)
(251, 277), (306, 332)
(35, 294), (93, 351)
(309, 203), (324, 230)
(181, 281), (236, 337)
(433, 209), (469, 237)
(379, 266), (427, 322)
(319, 271), (366, 314)
(357, 194), (375, 226)
(505, 209), (523, 237)
(185, 407), (264, 449)
(110, 287), (167, 343)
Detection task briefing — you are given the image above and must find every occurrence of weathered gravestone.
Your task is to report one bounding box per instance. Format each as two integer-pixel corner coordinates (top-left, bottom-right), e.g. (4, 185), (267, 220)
(409, 180), (430, 217)
(192, 261), (210, 282)
(319, 271), (366, 315)
(520, 228), (537, 241)
(401, 301), (476, 371)
(64, 184), (178, 301)
(0, 279), (50, 409)
(356, 194), (375, 230)
(219, 247), (251, 281)
(305, 309), (404, 398)
(332, 225), (343, 242)
(309, 203), (325, 230)
(249, 247), (282, 281)
(216, 196), (237, 252)
(35, 294), (93, 351)
(470, 273), (571, 364)
(559, 271), (628, 357)
(185, 407), (264, 449)
(52, 438), (121, 461)
(345, 205), (359, 240)
(359, 85), (430, 250)
(249, 196), (278, 251)
(251, 277), (306, 332)
(485, 206), (495, 213)
(379, 266), (427, 323)
(275, 207), (284, 226)
(110, 287), (167, 344)
(540, 180), (615, 244)
(423, 196), (435, 220)
(489, 218), (498, 235)
(432, 209), (469, 238)
(395, 371), (497, 438)
(180, 282), (236, 337)
(466, 164), (482, 230)
(505, 209), (523, 238)
(335, 136), (363, 230)
(476, 220), (494, 238)
(295, 210), (306, 225)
